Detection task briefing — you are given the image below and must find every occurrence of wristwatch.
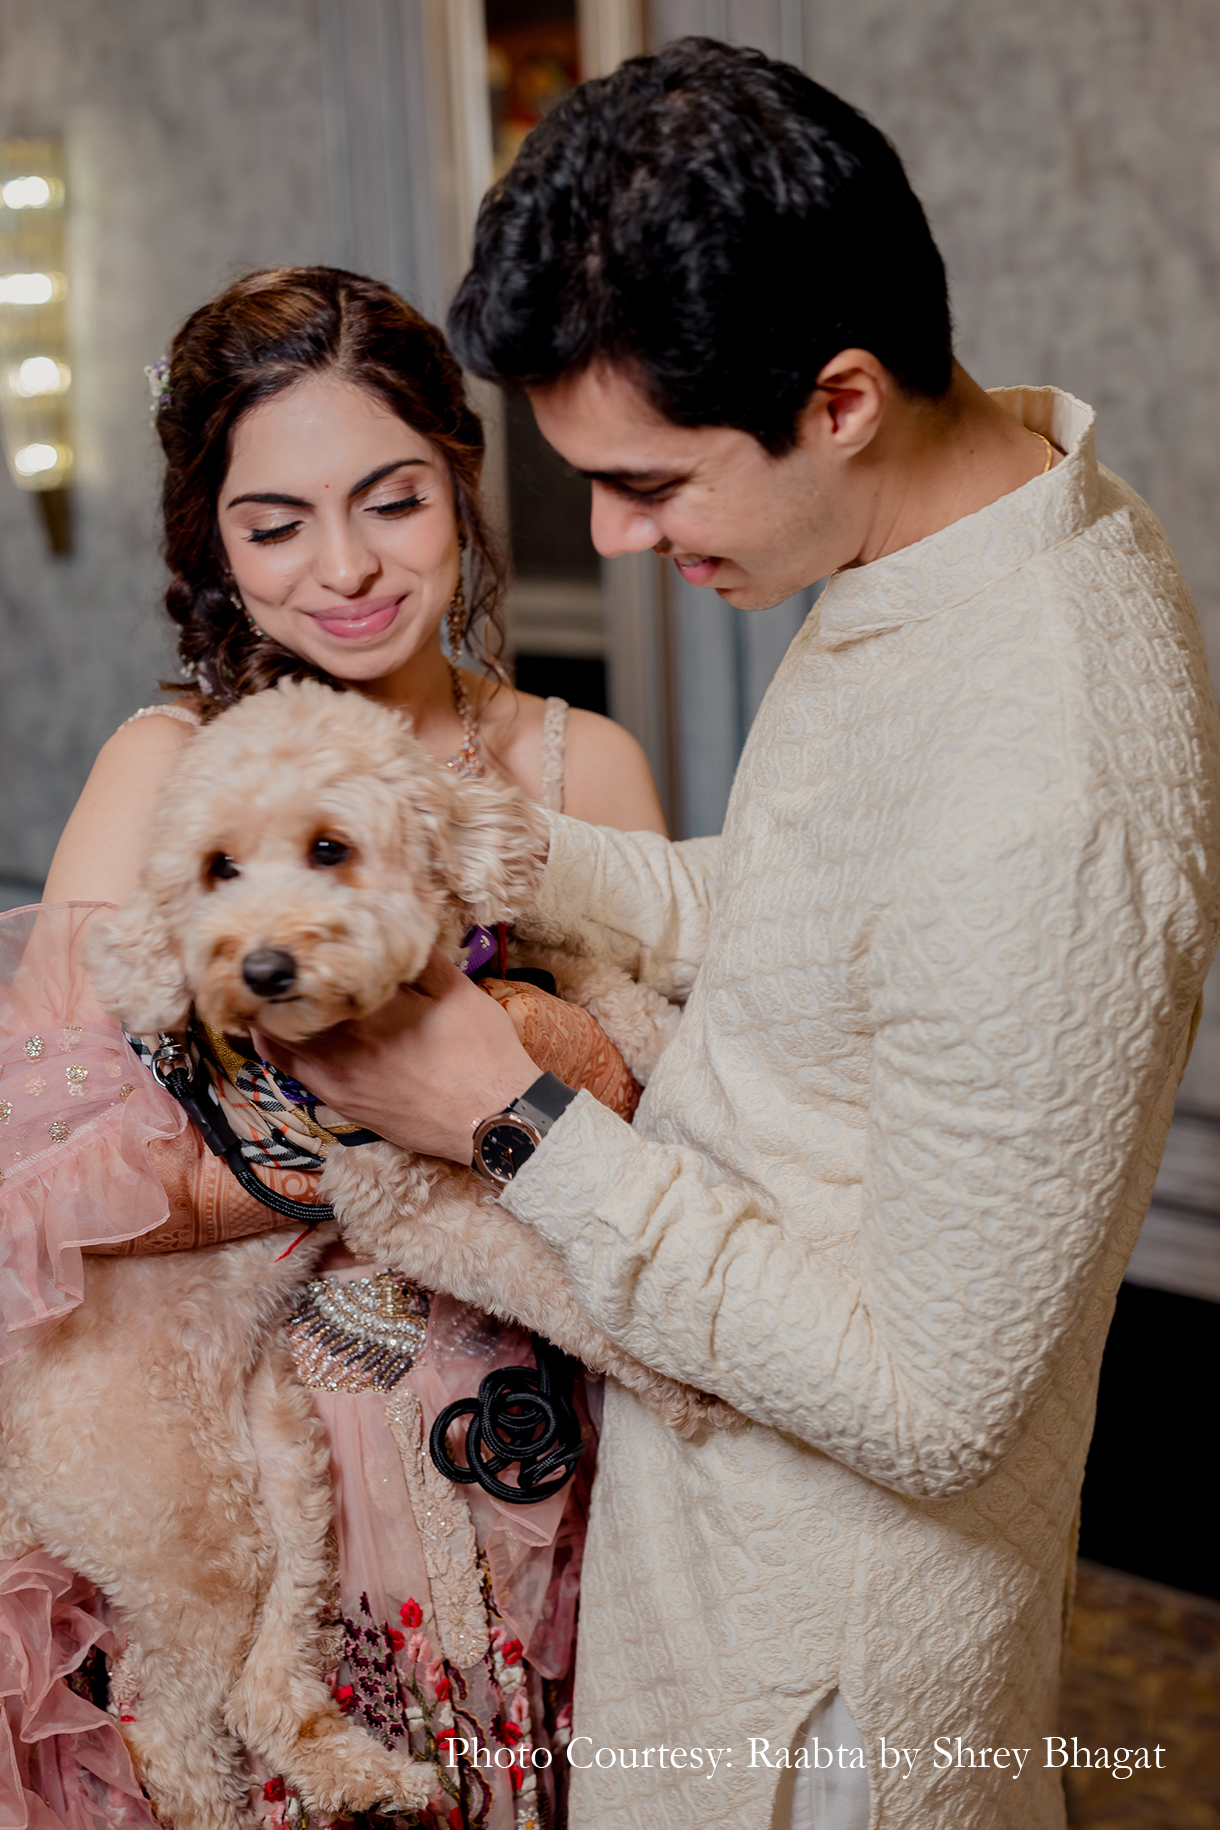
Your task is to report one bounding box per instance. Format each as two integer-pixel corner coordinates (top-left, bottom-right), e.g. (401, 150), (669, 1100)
(471, 1072), (578, 1187)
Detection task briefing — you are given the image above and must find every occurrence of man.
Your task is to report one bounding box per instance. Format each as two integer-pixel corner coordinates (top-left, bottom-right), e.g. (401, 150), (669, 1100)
(268, 39), (1220, 1829)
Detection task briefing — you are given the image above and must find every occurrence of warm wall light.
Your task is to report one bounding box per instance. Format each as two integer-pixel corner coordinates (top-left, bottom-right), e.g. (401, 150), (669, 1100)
(0, 136), (72, 550)
(0, 271), (64, 305)
(12, 355), (70, 395)
(2, 174), (63, 211)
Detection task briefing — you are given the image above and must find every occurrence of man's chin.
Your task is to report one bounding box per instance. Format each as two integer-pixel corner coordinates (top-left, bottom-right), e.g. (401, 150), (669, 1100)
(715, 581), (799, 611)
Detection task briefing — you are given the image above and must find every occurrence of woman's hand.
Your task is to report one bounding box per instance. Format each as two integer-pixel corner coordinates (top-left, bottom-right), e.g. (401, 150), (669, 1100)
(252, 950), (539, 1164)
(481, 979), (641, 1121)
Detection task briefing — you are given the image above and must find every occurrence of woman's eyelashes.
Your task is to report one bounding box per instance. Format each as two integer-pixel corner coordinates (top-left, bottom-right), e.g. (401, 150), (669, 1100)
(368, 492), (426, 518)
(241, 494), (426, 543)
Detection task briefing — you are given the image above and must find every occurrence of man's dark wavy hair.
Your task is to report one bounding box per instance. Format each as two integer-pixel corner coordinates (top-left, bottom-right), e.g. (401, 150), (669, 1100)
(449, 37), (953, 456)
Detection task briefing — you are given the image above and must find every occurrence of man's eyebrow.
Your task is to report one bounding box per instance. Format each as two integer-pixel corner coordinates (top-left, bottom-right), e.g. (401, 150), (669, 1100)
(577, 467), (689, 491)
(226, 459), (429, 510)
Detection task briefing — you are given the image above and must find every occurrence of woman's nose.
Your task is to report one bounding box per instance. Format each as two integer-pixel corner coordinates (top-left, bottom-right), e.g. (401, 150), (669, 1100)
(589, 482), (661, 558)
(316, 514), (379, 596)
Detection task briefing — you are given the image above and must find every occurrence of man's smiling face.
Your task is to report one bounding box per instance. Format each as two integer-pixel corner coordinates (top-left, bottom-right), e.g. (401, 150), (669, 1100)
(527, 361), (854, 610)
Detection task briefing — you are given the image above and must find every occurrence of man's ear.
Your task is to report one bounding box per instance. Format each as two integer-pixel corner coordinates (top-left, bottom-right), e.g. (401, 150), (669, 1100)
(438, 773), (548, 925)
(801, 347), (891, 461)
(83, 890), (191, 1034)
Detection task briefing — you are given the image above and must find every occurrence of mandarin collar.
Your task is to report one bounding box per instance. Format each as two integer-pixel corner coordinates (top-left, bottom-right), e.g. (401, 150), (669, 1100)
(811, 387), (1099, 650)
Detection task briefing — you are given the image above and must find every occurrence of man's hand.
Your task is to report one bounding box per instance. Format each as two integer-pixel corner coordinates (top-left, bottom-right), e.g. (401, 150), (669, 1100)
(252, 950), (538, 1164)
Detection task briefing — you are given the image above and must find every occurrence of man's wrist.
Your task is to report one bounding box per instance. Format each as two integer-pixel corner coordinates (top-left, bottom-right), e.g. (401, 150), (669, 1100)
(470, 1072), (578, 1186)
(509, 1072), (578, 1134)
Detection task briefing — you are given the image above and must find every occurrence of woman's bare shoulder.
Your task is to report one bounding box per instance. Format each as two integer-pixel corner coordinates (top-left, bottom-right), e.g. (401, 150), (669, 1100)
(561, 707), (667, 834)
(462, 675), (666, 834)
(43, 706), (199, 904)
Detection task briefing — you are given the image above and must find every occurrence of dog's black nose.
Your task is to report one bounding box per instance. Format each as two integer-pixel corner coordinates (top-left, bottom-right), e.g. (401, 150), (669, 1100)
(241, 948), (297, 997)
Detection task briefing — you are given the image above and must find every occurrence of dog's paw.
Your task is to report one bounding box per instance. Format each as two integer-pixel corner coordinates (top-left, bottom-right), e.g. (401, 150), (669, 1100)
(296, 1744), (437, 1816)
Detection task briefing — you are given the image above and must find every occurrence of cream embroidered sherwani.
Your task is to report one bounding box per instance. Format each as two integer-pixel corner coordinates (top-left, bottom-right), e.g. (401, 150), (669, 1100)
(503, 390), (1220, 1829)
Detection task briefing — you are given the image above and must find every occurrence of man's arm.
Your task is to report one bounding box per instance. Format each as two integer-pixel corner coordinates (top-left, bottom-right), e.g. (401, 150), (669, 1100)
(526, 817), (720, 1002)
(502, 808), (1211, 1500)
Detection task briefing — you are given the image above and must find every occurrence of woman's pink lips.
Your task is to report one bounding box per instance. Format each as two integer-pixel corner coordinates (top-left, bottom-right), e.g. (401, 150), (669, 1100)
(306, 596), (403, 639)
(673, 555), (721, 587)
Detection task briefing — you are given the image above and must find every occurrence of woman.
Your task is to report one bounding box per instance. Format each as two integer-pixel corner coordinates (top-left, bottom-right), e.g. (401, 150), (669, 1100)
(1, 266), (665, 1830)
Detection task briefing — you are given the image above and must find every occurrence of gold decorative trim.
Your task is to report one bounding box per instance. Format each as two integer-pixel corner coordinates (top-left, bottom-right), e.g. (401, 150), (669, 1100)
(383, 1386), (490, 1669)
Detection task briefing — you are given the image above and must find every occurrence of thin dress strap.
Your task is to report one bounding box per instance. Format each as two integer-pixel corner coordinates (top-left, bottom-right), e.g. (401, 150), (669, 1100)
(538, 697), (569, 814)
(119, 704), (202, 730)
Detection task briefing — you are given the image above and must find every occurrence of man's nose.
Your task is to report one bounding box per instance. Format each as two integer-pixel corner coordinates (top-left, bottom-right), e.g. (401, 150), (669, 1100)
(589, 482), (661, 557)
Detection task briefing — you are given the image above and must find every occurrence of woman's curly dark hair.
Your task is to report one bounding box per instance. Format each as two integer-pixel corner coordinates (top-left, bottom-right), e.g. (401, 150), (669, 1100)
(156, 266), (504, 718)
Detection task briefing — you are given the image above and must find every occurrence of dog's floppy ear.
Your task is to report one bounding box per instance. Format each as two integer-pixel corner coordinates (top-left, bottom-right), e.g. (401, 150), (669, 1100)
(83, 890), (191, 1035)
(437, 772), (548, 925)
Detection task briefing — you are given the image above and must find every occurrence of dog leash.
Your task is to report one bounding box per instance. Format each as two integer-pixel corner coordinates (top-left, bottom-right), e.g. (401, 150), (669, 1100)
(149, 956), (584, 1503)
(428, 1336), (587, 1505)
(149, 1033), (336, 1225)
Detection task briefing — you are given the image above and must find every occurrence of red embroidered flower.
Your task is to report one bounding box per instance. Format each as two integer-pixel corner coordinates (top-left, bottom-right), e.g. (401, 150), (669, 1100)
(510, 1764), (524, 1792)
(400, 1598), (423, 1628)
(437, 1732), (461, 1764)
(501, 1720), (524, 1745)
(499, 1638), (523, 1666)
(386, 1627), (405, 1652)
(262, 1779), (287, 1803)
(334, 1684), (355, 1711)
(433, 1675), (451, 1702)
(449, 1810), (464, 1830)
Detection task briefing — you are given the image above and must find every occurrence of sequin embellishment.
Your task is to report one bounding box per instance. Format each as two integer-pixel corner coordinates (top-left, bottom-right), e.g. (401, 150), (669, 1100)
(60, 1025), (83, 1050)
(0, 1101), (11, 1124)
(49, 1120), (70, 1142)
(118, 1084), (134, 1102)
(24, 1074), (45, 1096)
(66, 1065), (89, 1098)
(286, 1273), (429, 1393)
(24, 1036), (44, 1059)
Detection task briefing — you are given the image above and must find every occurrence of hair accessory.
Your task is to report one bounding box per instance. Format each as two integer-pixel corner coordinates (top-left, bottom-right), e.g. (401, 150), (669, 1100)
(144, 358), (171, 409)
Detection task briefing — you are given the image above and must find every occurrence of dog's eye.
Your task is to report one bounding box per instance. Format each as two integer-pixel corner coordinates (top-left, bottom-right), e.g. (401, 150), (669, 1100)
(309, 836), (351, 869)
(206, 853), (241, 882)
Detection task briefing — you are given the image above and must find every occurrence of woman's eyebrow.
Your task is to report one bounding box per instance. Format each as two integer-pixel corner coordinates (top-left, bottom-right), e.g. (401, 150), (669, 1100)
(226, 459), (430, 511)
(349, 457), (430, 497)
(225, 489), (311, 509)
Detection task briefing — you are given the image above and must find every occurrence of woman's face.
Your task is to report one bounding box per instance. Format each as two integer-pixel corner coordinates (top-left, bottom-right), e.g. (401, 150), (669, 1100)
(217, 374), (462, 684)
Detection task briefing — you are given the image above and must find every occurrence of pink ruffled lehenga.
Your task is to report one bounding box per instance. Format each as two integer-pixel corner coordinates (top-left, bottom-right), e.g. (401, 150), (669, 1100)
(1, 904), (619, 1830)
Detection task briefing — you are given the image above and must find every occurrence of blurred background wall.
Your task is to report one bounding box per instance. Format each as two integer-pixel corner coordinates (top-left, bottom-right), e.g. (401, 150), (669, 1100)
(1, 3), (1219, 1538)
(0, 1), (331, 883)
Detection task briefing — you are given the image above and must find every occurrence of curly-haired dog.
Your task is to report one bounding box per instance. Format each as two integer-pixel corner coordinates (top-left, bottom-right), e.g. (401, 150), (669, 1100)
(86, 680), (727, 1433)
(2, 680), (734, 1830)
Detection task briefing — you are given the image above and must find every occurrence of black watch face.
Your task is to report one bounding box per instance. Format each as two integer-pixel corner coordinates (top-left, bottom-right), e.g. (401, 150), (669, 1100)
(480, 1121), (537, 1182)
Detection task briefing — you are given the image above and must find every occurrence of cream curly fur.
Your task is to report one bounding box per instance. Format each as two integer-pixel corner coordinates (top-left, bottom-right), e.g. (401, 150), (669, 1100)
(0, 1225), (437, 1830)
(2, 680), (735, 1830)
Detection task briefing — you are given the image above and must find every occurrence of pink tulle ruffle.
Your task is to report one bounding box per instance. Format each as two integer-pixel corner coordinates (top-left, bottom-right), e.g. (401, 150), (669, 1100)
(0, 905), (186, 1363)
(0, 1551), (154, 1830)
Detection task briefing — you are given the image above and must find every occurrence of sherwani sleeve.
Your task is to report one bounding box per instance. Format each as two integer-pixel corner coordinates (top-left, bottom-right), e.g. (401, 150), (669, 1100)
(503, 801), (1207, 1501)
(529, 814), (721, 1002)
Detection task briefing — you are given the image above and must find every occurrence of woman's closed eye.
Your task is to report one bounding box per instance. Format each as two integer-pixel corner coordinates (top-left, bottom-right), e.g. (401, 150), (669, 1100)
(366, 492), (426, 519)
(241, 494), (423, 545)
